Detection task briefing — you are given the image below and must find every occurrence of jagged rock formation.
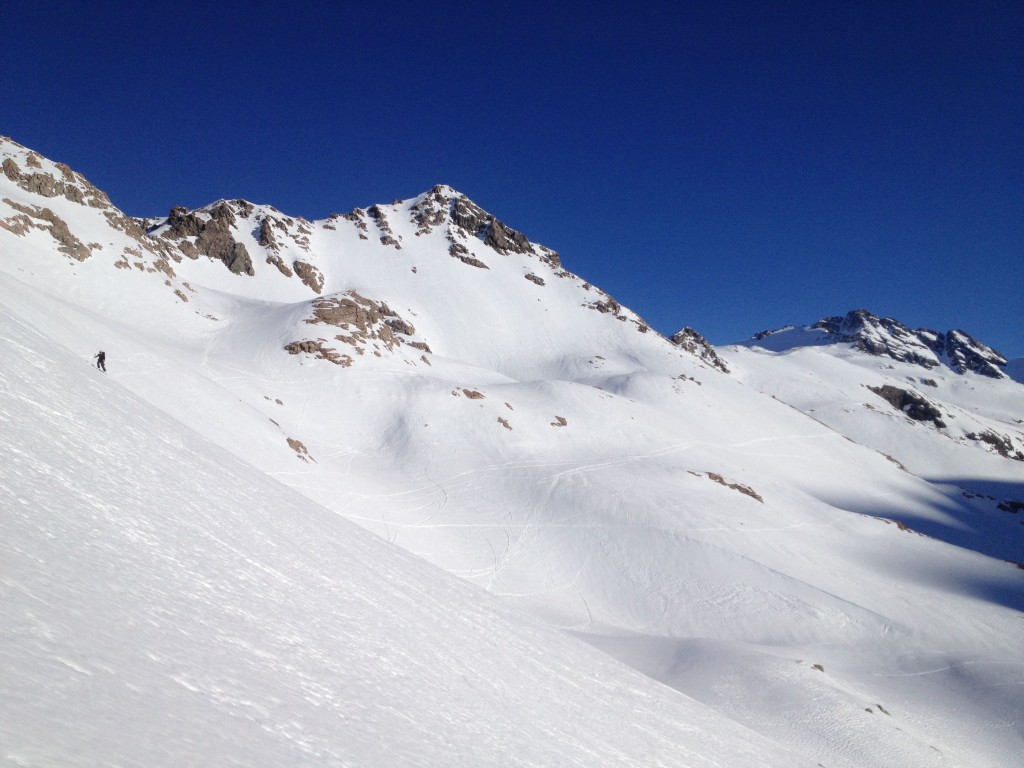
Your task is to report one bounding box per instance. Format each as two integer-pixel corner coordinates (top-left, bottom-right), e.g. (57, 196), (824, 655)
(813, 309), (1008, 379)
(1, 145), (112, 210)
(413, 184), (562, 267)
(257, 217), (278, 249)
(293, 260), (324, 293)
(1, 199), (93, 261)
(928, 329), (1007, 378)
(449, 241), (488, 269)
(162, 202), (254, 276)
(751, 309), (1010, 380)
(0, 136), (184, 274)
(670, 327), (730, 373)
(141, 184), (577, 306)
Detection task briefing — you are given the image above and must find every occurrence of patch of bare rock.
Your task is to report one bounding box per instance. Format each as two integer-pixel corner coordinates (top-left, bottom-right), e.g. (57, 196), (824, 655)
(285, 291), (429, 366)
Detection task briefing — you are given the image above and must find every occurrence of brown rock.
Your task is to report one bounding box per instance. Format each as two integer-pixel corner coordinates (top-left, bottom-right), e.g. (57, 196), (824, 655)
(258, 217), (279, 249)
(2, 158), (21, 181)
(293, 260), (325, 293)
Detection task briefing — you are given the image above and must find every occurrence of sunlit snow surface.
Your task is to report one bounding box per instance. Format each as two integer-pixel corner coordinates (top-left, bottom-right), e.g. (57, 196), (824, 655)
(2, 308), (816, 767)
(2, 138), (1023, 767)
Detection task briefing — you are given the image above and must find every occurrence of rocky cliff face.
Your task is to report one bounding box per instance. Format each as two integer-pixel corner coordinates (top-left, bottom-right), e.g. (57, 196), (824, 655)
(142, 184), (570, 292)
(0, 136), (188, 294)
(808, 309), (1008, 379)
(411, 184), (561, 265)
(923, 329), (1007, 379)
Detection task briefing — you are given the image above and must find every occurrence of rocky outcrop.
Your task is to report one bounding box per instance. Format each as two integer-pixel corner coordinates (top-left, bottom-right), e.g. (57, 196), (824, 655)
(815, 310), (940, 369)
(258, 217), (279, 249)
(670, 327), (730, 373)
(867, 385), (946, 428)
(103, 210), (149, 241)
(450, 196), (532, 255)
(1, 199), (92, 261)
(588, 296), (620, 315)
(305, 293), (411, 348)
(707, 472), (763, 502)
(287, 437), (313, 462)
(223, 242), (253, 275)
(162, 202), (254, 276)
(812, 309), (1007, 379)
(165, 206), (204, 238)
(284, 340), (353, 367)
(3, 158), (21, 181)
(965, 430), (1024, 461)
(346, 184), (561, 268)
(266, 253), (294, 277)
(368, 204), (401, 249)
(286, 292), (430, 366)
(293, 260), (324, 293)
(411, 186), (449, 235)
(0, 141), (112, 210)
(922, 329), (1007, 379)
(449, 241), (488, 269)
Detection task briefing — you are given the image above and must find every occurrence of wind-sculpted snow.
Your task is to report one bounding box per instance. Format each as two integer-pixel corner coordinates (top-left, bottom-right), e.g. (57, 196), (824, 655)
(3, 136), (1024, 767)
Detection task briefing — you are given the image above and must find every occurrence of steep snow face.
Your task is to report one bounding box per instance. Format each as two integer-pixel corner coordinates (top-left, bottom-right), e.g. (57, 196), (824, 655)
(742, 308), (1010, 379)
(1, 307), (813, 768)
(4, 137), (1024, 768)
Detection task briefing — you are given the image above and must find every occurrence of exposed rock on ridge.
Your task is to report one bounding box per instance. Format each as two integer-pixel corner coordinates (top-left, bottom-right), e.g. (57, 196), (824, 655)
(754, 309), (1010, 380)
(163, 202), (254, 276)
(670, 327), (730, 373)
(814, 309), (1007, 378)
(0, 136), (184, 272)
(1, 137), (113, 210)
(412, 184), (562, 268)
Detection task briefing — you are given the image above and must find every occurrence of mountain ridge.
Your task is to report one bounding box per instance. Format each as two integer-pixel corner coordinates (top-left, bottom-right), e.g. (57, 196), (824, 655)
(740, 307), (1011, 380)
(5, 131), (1012, 374)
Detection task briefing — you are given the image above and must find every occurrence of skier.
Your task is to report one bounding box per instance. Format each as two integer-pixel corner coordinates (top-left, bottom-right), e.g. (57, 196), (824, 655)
(94, 350), (106, 372)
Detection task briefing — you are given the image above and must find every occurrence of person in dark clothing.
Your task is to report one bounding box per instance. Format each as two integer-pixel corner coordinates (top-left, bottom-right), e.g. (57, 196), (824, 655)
(94, 350), (106, 372)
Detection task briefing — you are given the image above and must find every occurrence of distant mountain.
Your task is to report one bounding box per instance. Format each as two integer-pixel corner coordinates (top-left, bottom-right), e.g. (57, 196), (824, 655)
(725, 306), (1024, 485)
(742, 307), (1010, 379)
(3, 134), (1024, 768)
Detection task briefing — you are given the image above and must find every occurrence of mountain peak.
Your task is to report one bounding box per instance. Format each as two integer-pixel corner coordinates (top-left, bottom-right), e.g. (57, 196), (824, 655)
(748, 308), (1009, 379)
(405, 185), (561, 265)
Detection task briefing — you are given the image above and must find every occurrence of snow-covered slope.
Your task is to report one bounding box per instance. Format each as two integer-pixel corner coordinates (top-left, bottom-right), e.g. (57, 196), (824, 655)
(727, 310), (1024, 562)
(3, 136), (1023, 768)
(2, 302), (814, 768)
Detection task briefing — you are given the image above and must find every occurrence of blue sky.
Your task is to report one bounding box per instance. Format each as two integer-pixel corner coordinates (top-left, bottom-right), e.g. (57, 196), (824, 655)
(4, 1), (1022, 356)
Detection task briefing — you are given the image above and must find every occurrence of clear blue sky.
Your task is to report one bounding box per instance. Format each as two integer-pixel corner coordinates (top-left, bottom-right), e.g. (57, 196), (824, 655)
(4, 1), (1021, 357)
